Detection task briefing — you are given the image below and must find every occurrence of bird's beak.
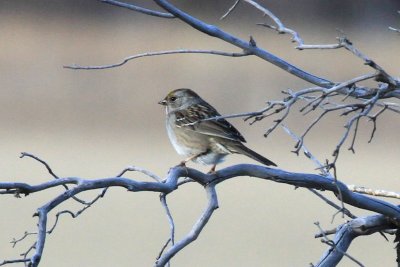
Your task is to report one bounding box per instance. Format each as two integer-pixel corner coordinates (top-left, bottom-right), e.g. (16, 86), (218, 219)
(158, 99), (167, 105)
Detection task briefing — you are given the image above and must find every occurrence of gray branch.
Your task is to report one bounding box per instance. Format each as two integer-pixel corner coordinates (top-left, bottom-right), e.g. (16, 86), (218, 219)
(315, 215), (395, 266)
(100, 0), (174, 18)
(156, 185), (218, 267)
(1, 164), (399, 266)
(242, 0), (342, 50)
(64, 49), (249, 70)
(152, 0), (399, 97)
(153, 0), (333, 88)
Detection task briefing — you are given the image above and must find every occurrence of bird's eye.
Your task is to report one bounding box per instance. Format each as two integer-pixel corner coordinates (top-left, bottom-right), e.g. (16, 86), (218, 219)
(170, 96), (177, 102)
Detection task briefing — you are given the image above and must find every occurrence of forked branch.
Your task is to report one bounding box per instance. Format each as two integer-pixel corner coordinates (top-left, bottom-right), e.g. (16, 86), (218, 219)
(1, 163), (400, 266)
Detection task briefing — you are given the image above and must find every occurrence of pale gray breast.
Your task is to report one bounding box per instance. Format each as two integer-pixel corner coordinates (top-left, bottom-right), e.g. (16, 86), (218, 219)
(166, 111), (212, 157)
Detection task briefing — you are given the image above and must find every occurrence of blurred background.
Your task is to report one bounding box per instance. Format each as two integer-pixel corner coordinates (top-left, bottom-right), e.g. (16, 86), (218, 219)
(0, 0), (399, 266)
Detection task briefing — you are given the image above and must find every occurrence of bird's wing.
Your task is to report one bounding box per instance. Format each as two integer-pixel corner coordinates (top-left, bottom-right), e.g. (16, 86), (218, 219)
(174, 103), (246, 143)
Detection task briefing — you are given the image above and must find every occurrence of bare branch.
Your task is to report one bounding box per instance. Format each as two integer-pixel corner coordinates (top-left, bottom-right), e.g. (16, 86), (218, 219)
(0, 258), (30, 266)
(227, 73), (380, 154)
(220, 0), (240, 20)
(367, 104), (388, 143)
(160, 194), (175, 245)
(308, 189), (356, 220)
(314, 222), (365, 267)
(176, 177), (194, 187)
(117, 165), (161, 182)
(340, 38), (398, 87)
(262, 75), (390, 168)
(332, 93), (381, 163)
(97, 0), (400, 105)
(389, 26), (400, 33)
(156, 185), (218, 266)
(64, 49), (249, 70)
(158, 193), (175, 267)
(347, 185), (400, 199)
(100, 0), (174, 18)
(389, 12), (400, 33)
(282, 125), (356, 221)
(281, 124), (328, 173)
(200, 110), (266, 122)
(20, 152), (59, 179)
(314, 227), (338, 238)
(2, 163), (400, 265)
(315, 215), (396, 266)
(243, 0), (400, 94)
(10, 232), (37, 248)
(156, 238), (171, 264)
(348, 116), (360, 153)
(6, 188), (108, 267)
(152, 0), (333, 88)
(20, 152), (92, 205)
(243, 0), (342, 50)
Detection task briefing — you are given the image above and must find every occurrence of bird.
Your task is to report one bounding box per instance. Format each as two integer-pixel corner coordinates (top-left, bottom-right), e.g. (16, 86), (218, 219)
(159, 88), (277, 173)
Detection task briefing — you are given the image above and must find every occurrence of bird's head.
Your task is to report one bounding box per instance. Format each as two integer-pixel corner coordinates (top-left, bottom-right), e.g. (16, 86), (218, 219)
(159, 88), (201, 112)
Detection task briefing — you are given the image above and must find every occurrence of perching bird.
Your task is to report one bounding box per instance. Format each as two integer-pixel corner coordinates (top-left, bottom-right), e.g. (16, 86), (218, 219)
(159, 88), (277, 172)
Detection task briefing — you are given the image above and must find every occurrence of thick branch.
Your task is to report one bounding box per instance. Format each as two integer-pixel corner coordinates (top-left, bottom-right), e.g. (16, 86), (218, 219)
(152, 0), (333, 88)
(315, 215), (396, 266)
(2, 165), (400, 219)
(2, 164), (400, 266)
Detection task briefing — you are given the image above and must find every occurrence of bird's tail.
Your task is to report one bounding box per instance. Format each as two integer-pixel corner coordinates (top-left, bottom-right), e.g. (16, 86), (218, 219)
(230, 143), (277, 167)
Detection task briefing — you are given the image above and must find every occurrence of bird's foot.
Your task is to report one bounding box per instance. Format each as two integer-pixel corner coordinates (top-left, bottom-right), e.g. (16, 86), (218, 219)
(177, 161), (189, 176)
(178, 161), (187, 167)
(207, 165), (217, 175)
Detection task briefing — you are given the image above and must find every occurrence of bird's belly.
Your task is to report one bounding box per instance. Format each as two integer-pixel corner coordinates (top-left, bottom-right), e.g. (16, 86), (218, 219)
(193, 152), (227, 165)
(166, 123), (203, 156)
(167, 122), (231, 165)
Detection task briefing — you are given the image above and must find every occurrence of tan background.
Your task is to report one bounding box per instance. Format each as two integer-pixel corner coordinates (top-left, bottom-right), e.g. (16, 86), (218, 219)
(0, 0), (399, 266)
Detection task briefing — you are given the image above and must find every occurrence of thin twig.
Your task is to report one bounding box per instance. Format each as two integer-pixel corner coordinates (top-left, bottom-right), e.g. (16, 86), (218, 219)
(281, 124), (328, 173)
(157, 238), (171, 260)
(0, 258), (30, 266)
(347, 185), (400, 199)
(242, 0), (341, 49)
(158, 194), (175, 267)
(117, 165), (161, 182)
(314, 227), (337, 238)
(367, 105), (388, 143)
(100, 0), (174, 18)
(20, 152), (59, 179)
(340, 38), (397, 87)
(10, 232), (37, 248)
(348, 117), (360, 154)
(159, 194), (175, 247)
(308, 189), (356, 220)
(282, 125), (356, 221)
(220, 0), (240, 20)
(20, 152), (89, 205)
(155, 185), (219, 267)
(389, 26), (400, 33)
(389, 11), (400, 34)
(314, 222), (365, 267)
(64, 50), (249, 70)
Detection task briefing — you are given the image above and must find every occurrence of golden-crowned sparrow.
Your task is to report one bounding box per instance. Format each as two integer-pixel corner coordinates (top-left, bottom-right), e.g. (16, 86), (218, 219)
(159, 88), (277, 172)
